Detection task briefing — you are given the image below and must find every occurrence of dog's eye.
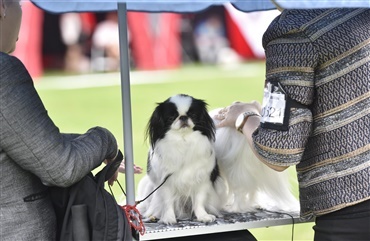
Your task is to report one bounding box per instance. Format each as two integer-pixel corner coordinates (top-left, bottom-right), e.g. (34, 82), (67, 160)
(164, 106), (179, 123)
(168, 115), (176, 123)
(187, 111), (197, 120)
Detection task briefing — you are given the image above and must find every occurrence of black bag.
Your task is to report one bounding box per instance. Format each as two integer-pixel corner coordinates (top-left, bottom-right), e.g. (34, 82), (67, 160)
(50, 150), (132, 241)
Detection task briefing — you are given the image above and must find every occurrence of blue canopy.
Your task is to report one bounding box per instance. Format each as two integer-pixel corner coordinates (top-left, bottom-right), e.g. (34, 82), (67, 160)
(32, 0), (370, 14)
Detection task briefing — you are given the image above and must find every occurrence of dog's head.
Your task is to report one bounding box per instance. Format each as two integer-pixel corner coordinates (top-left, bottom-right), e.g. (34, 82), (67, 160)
(146, 94), (215, 148)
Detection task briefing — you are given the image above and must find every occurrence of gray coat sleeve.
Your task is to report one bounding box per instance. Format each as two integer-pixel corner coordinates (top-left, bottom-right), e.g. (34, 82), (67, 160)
(0, 54), (118, 187)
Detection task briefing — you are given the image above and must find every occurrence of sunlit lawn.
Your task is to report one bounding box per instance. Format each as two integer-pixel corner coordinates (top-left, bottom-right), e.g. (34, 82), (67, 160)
(35, 62), (314, 240)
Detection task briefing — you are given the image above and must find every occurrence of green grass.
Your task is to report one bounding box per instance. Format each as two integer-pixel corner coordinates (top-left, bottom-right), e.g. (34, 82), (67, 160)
(35, 62), (314, 240)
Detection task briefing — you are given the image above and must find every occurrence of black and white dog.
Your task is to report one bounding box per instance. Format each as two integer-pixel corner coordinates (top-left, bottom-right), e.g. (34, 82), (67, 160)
(136, 94), (227, 224)
(137, 94), (299, 224)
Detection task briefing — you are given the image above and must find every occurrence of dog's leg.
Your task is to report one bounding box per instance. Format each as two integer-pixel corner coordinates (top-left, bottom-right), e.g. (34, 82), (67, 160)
(136, 175), (153, 215)
(157, 187), (177, 224)
(193, 185), (216, 223)
(141, 190), (161, 219)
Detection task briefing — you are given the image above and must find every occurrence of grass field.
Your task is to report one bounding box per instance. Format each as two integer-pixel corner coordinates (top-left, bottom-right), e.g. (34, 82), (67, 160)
(35, 62), (314, 240)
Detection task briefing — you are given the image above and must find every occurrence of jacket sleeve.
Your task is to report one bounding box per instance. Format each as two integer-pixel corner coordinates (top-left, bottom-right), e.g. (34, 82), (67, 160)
(252, 29), (317, 167)
(0, 54), (118, 187)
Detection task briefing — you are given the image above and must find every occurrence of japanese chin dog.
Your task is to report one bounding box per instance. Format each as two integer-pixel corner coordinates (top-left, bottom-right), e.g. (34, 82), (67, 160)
(136, 94), (227, 224)
(209, 108), (300, 213)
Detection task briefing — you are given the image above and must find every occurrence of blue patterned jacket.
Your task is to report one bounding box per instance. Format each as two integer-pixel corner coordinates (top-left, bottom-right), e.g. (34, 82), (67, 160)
(253, 9), (370, 220)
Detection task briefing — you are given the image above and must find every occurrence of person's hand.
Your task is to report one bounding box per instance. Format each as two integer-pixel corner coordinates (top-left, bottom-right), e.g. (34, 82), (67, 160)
(215, 101), (261, 128)
(118, 161), (143, 174)
(104, 148), (122, 186)
(108, 169), (119, 186)
(105, 154), (143, 186)
(104, 156), (120, 186)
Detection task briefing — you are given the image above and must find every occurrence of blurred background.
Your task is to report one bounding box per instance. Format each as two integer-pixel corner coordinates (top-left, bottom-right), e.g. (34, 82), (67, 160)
(17, 1), (315, 240)
(15, 1), (280, 76)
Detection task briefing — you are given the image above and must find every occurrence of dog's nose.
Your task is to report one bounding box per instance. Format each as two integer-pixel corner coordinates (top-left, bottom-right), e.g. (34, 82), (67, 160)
(179, 116), (188, 122)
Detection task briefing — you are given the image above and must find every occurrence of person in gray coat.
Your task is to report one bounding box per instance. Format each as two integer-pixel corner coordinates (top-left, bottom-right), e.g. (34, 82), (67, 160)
(0, 0), (139, 239)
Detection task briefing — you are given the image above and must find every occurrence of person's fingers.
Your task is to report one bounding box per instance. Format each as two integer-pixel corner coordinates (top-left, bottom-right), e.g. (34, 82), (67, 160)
(251, 100), (262, 113)
(218, 107), (227, 114)
(216, 119), (228, 128)
(213, 113), (226, 120)
(118, 166), (125, 173)
(118, 162), (143, 174)
(214, 107), (230, 121)
(118, 162), (125, 173)
(134, 165), (143, 174)
(108, 171), (118, 186)
(216, 122), (224, 128)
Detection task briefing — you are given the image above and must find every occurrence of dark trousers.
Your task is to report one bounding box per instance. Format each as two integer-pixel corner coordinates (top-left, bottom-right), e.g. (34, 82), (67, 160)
(313, 199), (370, 241)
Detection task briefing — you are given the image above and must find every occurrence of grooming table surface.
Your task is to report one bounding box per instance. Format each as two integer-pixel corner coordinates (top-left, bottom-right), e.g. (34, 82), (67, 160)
(141, 210), (303, 240)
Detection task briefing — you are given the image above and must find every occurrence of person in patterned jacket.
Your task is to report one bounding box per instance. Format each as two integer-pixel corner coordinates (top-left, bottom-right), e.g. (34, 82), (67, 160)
(216, 8), (370, 241)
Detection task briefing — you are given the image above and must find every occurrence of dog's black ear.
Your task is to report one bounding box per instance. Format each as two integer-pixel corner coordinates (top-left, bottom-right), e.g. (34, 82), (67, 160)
(146, 103), (167, 149)
(192, 99), (216, 142)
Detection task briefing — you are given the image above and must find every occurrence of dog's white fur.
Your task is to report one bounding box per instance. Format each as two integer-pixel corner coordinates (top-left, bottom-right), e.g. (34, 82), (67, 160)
(209, 108), (300, 213)
(137, 95), (227, 224)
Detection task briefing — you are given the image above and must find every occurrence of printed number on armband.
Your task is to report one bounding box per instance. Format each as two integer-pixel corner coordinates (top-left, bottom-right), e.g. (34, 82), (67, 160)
(261, 86), (286, 125)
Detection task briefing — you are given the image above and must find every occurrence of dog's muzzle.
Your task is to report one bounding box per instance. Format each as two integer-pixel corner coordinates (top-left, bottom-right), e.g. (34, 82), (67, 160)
(179, 116), (190, 128)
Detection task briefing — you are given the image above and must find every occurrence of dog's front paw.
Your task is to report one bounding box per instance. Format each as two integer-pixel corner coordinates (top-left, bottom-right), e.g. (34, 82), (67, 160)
(196, 214), (216, 223)
(158, 218), (177, 225)
(159, 214), (177, 225)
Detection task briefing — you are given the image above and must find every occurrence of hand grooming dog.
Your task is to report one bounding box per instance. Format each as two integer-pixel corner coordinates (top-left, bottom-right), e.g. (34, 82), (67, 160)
(137, 94), (226, 224)
(209, 109), (300, 213)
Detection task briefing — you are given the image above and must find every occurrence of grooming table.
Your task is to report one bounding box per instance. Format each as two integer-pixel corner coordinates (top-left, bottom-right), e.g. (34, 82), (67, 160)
(141, 210), (304, 240)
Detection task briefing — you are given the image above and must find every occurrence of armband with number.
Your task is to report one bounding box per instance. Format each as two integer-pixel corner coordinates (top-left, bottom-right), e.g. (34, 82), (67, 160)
(260, 82), (309, 131)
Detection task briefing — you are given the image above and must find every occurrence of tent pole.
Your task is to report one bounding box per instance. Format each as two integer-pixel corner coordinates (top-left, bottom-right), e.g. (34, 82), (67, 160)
(117, 1), (135, 205)
(117, 3), (139, 240)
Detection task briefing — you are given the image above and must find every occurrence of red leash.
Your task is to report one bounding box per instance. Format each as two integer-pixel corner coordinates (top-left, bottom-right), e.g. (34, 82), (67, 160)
(116, 174), (172, 236)
(121, 204), (146, 236)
